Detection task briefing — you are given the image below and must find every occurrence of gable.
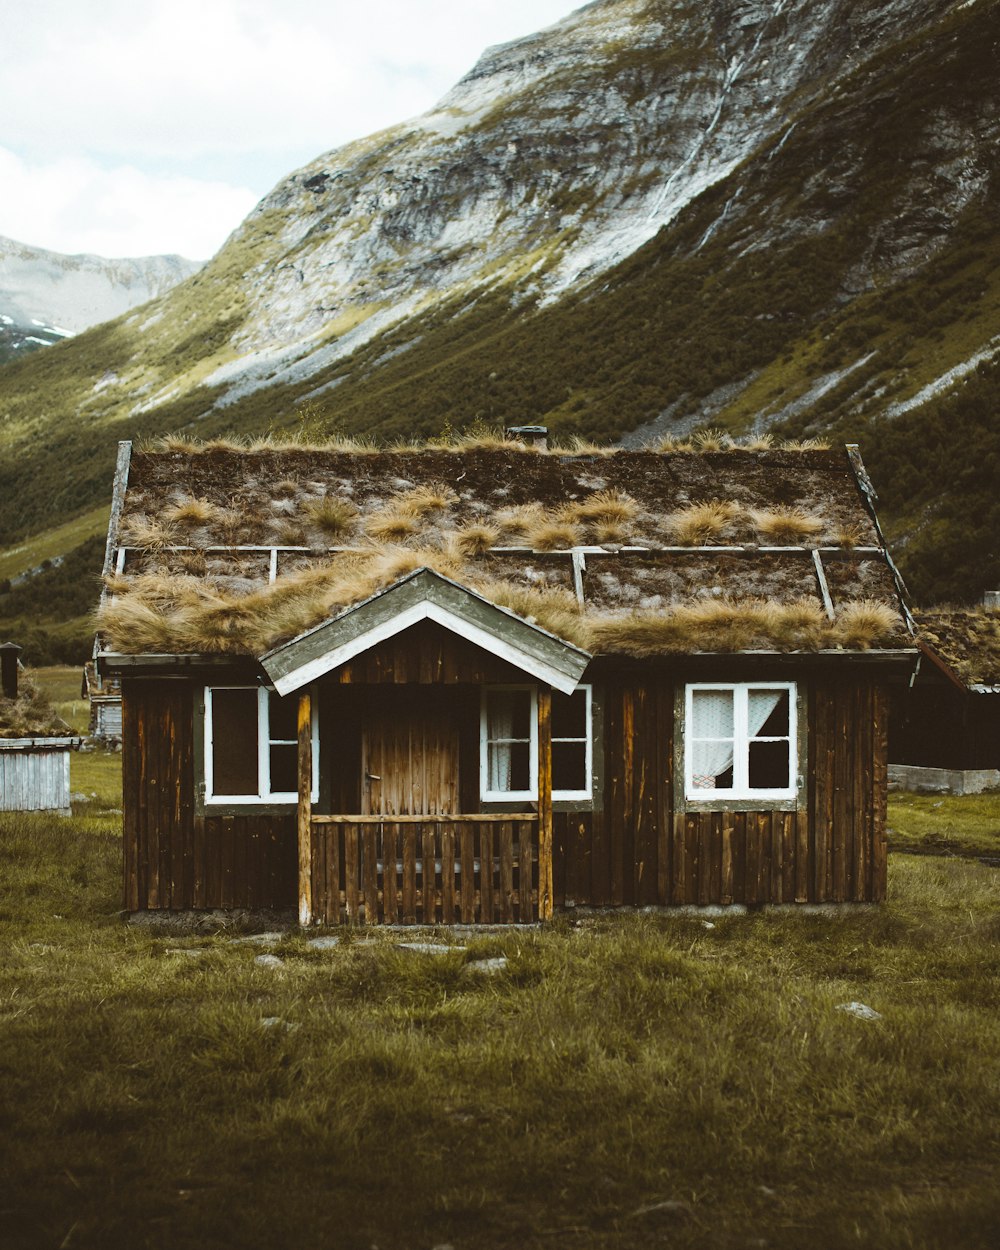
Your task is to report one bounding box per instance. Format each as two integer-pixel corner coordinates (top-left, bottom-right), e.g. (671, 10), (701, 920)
(260, 568), (590, 696)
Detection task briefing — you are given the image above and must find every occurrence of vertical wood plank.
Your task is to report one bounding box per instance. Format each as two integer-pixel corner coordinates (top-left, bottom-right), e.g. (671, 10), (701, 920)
(671, 812), (687, 905)
(658, 681), (674, 906)
(872, 682), (889, 902)
(402, 823), (417, 924)
(832, 684), (850, 904)
(422, 824), (437, 924)
(794, 808), (809, 904)
(697, 813), (712, 906)
(460, 822), (475, 923)
(537, 687), (553, 920)
(297, 690), (313, 926)
(383, 822), (398, 924)
(499, 821), (514, 923)
(480, 822), (494, 924)
(720, 812), (734, 905)
(518, 821), (535, 922)
(363, 822), (380, 924)
(731, 812), (747, 904)
(441, 823), (456, 925)
(344, 823), (359, 922)
(781, 812), (796, 903)
(856, 683), (873, 902)
(220, 816), (235, 909)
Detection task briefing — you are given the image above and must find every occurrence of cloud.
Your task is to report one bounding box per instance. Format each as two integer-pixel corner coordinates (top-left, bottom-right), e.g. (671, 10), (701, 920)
(0, 148), (258, 260)
(0, 0), (576, 257)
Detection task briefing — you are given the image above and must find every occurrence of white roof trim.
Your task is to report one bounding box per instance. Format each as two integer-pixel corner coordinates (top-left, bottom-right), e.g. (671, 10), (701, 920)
(269, 599), (583, 696)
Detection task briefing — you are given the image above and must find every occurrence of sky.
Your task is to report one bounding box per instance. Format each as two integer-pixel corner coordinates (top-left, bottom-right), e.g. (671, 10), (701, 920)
(0, 0), (576, 262)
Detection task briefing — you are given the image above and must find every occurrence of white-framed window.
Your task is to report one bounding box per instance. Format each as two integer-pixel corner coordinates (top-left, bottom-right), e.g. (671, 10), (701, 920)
(685, 682), (796, 802)
(204, 686), (318, 804)
(480, 684), (592, 802)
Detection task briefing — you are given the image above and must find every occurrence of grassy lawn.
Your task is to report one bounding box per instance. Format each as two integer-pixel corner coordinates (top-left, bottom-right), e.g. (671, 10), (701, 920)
(1, 795), (998, 1250)
(888, 792), (1000, 857)
(30, 664), (91, 736)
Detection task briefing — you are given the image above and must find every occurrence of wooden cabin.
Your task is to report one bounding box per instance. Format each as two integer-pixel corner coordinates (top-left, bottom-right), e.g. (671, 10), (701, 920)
(0, 643), (81, 816)
(96, 436), (917, 925)
(890, 604), (1000, 794)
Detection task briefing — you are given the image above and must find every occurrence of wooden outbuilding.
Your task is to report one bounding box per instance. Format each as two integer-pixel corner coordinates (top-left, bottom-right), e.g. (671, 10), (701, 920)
(0, 643), (81, 816)
(96, 435), (917, 924)
(889, 604), (1000, 794)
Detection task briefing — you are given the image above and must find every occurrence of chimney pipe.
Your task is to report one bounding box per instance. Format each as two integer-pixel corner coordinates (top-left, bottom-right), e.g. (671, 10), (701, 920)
(0, 643), (21, 701)
(505, 424), (548, 450)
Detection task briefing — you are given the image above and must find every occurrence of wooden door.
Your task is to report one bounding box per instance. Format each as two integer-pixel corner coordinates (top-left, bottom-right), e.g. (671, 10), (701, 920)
(361, 689), (460, 816)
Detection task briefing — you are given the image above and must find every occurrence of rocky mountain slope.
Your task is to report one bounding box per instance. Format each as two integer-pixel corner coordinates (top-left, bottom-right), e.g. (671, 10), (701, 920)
(1, 0), (998, 615)
(0, 235), (200, 364)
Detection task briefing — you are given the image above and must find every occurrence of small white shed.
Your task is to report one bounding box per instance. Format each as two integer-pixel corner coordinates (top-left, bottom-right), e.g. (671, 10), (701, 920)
(0, 736), (82, 817)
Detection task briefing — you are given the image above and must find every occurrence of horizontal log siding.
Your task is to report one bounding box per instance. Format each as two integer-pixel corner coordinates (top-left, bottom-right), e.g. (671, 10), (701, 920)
(122, 680), (296, 913)
(555, 673), (887, 908)
(309, 817), (537, 924)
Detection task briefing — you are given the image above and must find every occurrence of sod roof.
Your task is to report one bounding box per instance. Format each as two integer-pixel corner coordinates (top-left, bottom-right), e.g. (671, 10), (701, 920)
(914, 608), (1000, 689)
(97, 441), (913, 659)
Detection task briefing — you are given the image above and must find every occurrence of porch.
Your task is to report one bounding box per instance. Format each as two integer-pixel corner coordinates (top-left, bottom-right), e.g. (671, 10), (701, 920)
(307, 815), (539, 924)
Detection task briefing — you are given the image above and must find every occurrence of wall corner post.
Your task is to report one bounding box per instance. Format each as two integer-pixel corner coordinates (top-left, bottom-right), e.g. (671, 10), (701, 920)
(297, 690), (313, 926)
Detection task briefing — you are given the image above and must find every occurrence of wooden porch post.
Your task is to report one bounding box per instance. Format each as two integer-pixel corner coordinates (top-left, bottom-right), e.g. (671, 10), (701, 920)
(537, 686), (553, 920)
(297, 690), (313, 927)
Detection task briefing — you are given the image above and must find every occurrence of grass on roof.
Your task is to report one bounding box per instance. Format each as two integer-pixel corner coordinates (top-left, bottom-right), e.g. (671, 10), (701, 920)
(0, 673), (74, 739)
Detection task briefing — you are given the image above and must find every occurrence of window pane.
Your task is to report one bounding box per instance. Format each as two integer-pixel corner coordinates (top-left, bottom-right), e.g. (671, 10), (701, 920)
(750, 689), (788, 738)
(488, 689), (532, 742)
(268, 691), (298, 742)
(691, 689), (733, 739)
(488, 740), (530, 792)
(269, 743), (298, 794)
(552, 689), (586, 739)
(748, 739), (790, 789)
(211, 689), (258, 795)
(691, 739), (733, 790)
(553, 741), (586, 792)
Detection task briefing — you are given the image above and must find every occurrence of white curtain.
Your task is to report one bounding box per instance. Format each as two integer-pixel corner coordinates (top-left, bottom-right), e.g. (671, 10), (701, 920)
(487, 692), (515, 791)
(690, 688), (783, 790)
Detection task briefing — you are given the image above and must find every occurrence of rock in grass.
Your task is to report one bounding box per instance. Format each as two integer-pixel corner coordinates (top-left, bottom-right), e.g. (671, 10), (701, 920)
(254, 953), (284, 969)
(165, 947), (206, 959)
(836, 1001), (882, 1021)
(228, 932), (284, 946)
(260, 1016), (300, 1032)
(306, 935), (340, 950)
(462, 956), (509, 976)
(395, 942), (467, 955)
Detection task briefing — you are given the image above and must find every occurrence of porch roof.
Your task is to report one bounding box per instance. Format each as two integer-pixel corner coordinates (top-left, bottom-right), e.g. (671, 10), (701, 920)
(259, 567), (591, 696)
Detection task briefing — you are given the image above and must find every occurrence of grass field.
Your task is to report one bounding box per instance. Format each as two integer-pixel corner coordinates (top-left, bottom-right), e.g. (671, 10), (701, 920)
(1, 765), (998, 1250)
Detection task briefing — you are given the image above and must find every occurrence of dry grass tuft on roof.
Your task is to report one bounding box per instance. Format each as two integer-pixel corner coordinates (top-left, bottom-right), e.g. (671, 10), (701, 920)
(397, 483), (458, 517)
(831, 600), (903, 649)
(162, 498), (222, 529)
(305, 497), (358, 539)
(451, 523), (500, 558)
(120, 514), (180, 550)
(668, 501), (742, 545)
(525, 517), (582, 552)
(570, 490), (640, 527)
(749, 507), (825, 543)
(0, 674), (72, 739)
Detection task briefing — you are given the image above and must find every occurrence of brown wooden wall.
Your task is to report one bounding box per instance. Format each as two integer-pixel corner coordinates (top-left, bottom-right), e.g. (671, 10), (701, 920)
(122, 680), (296, 913)
(555, 673), (888, 907)
(122, 666), (889, 915)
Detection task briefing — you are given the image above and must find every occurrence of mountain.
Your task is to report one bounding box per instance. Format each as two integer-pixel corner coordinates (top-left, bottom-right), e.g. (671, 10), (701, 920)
(0, 235), (201, 364)
(1, 0), (999, 625)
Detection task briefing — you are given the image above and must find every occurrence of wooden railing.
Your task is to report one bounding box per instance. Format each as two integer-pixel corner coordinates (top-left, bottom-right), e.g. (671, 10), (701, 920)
(307, 815), (539, 925)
